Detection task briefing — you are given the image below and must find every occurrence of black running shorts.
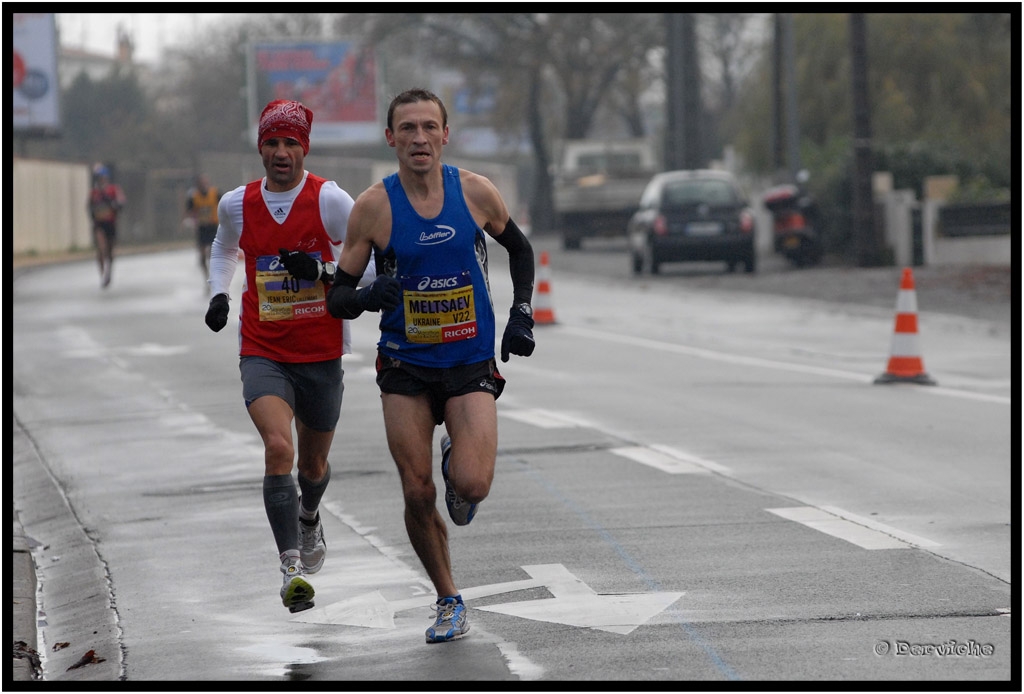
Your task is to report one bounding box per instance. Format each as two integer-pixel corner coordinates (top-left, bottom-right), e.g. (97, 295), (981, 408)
(94, 221), (117, 241)
(375, 352), (505, 425)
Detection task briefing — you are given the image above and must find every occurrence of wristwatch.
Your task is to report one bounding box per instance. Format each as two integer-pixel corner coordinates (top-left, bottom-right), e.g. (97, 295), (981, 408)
(321, 261), (337, 283)
(514, 302), (533, 318)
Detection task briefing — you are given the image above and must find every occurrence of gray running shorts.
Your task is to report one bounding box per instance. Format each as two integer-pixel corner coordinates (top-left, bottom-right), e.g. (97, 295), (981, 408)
(239, 356), (343, 432)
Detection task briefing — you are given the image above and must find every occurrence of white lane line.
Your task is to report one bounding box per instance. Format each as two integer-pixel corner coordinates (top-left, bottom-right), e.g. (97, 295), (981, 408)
(494, 638), (546, 680)
(649, 444), (733, 475)
(558, 325), (1011, 405)
(561, 325), (874, 382)
(500, 408), (598, 429)
(611, 445), (731, 476)
(818, 505), (942, 548)
(767, 506), (940, 550)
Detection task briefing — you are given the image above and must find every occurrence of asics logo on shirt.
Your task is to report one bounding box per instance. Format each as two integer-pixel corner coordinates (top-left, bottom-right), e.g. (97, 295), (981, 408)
(417, 276), (460, 290)
(417, 225), (456, 245)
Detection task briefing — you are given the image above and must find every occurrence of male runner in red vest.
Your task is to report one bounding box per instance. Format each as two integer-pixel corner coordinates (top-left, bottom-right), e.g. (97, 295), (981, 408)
(203, 100), (372, 613)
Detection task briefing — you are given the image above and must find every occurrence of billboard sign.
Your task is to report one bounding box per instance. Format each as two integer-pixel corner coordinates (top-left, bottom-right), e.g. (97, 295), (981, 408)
(248, 40), (379, 146)
(13, 13), (61, 134)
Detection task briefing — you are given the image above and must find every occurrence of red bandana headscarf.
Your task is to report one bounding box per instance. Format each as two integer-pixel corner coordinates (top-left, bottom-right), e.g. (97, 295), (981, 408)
(257, 100), (313, 154)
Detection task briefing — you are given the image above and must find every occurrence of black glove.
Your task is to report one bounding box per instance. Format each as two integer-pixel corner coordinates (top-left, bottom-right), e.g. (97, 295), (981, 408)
(501, 306), (535, 362)
(205, 293), (230, 332)
(356, 275), (402, 312)
(278, 248), (321, 281)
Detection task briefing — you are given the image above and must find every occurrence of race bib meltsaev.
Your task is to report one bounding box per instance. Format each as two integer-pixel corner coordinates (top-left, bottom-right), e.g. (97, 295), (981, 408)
(401, 271), (477, 344)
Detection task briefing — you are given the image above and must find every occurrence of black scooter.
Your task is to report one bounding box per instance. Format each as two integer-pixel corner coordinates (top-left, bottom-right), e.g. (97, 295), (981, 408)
(763, 176), (822, 268)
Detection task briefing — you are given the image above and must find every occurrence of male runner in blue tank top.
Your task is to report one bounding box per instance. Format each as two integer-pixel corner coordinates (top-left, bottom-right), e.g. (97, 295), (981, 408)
(326, 87), (536, 643)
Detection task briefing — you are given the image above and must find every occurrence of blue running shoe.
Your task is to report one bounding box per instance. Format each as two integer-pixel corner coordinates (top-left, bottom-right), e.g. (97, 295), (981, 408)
(426, 596), (469, 643)
(441, 434), (477, 525)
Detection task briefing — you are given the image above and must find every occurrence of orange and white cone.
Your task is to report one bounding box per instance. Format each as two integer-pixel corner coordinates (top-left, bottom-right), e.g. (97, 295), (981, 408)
(874, 267), (936, 385)
(533, 251), (557, 325)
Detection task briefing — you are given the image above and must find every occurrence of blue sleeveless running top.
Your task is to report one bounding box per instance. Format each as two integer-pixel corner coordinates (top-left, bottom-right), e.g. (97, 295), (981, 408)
(377, 164), (496, 368)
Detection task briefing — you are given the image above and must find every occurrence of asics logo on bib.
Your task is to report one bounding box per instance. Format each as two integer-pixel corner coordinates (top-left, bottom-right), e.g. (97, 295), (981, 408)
(417, 225), (456, 245)
(418, 276), (460, 290)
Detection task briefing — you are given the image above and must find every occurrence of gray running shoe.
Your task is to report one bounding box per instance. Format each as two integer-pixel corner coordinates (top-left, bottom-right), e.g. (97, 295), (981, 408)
(299, 514), (326, 574)
(280, 555), (315, 613)
(426, 597), (470, 643)
(441, 435), (478, 526)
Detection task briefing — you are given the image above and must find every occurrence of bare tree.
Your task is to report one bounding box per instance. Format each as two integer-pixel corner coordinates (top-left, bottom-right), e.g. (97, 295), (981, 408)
(700, 13), (766, 113)
(338, 13), (663, 230)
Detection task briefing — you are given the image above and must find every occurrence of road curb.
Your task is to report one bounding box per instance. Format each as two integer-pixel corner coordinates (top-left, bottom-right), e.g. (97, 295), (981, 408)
(13, 417), (123, 682)
(12, 507), (40, 681)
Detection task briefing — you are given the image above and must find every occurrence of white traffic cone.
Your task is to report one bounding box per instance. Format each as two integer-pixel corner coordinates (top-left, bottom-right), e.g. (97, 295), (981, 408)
(874, 267), (936, 385)
(533, 251), (557, 325)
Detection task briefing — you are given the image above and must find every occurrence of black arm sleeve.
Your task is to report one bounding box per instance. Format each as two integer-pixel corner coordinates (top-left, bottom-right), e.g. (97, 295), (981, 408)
(494, 218), (535, 306)
(325, 268), (364, 319)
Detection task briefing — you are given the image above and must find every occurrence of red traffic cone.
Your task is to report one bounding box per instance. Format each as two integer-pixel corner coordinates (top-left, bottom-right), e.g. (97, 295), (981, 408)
(874, 268), (936, 385)
(533, 251), (557, 325)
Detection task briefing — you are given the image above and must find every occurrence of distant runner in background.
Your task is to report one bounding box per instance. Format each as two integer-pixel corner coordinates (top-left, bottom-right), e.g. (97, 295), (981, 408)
(185, 173), (221, 288)
(88, 164), (126, 289)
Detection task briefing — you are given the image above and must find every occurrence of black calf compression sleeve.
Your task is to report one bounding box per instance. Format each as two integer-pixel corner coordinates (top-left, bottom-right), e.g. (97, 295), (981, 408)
(494, 218), (535, 306)
(298, 464), (331, 519)
(264, 474), (299, 555)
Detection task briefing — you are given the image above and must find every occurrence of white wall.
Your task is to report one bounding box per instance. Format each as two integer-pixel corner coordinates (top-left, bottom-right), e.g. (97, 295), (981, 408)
(919, 197), (1011, 267)
(14, 158), (94, 255)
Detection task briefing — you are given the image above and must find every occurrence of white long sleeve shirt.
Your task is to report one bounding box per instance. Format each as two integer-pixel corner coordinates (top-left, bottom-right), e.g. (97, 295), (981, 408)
(208, 171), (375, 355)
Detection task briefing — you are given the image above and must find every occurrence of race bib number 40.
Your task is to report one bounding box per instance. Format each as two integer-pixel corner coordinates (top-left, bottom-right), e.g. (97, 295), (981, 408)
(402, 271), (477, 344)
(255, 253), (327, 322)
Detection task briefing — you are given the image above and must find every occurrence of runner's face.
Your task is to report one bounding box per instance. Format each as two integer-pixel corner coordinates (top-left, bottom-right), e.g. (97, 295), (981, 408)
(260, 138), (305, 191)
(386, 100), (448, 173)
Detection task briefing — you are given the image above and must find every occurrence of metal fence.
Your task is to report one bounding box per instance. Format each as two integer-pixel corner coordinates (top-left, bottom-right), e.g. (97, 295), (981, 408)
(938, 202), (1011, 238)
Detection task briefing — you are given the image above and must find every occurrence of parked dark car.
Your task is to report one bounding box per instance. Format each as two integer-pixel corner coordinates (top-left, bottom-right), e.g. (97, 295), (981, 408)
(628, 169), (756, 274)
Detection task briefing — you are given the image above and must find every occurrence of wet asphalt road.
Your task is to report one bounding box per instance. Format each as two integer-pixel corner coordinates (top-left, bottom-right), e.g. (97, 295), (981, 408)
(11, 238), (1013, 684)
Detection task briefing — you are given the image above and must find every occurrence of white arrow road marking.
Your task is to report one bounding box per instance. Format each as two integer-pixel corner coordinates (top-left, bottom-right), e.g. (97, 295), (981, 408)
(476, 564), (684, 635)
(293, 563), (682, 636)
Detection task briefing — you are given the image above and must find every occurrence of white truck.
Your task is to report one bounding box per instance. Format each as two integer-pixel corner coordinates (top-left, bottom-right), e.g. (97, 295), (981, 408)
(552, 139), (659, 249)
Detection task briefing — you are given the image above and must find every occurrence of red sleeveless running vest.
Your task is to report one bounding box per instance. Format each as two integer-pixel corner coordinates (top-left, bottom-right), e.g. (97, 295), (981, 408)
(237, 174), (343, 362)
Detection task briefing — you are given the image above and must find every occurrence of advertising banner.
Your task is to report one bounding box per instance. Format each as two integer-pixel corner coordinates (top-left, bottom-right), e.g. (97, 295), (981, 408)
(13, 13), (61, 133)
(249, 40), (379, 146)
